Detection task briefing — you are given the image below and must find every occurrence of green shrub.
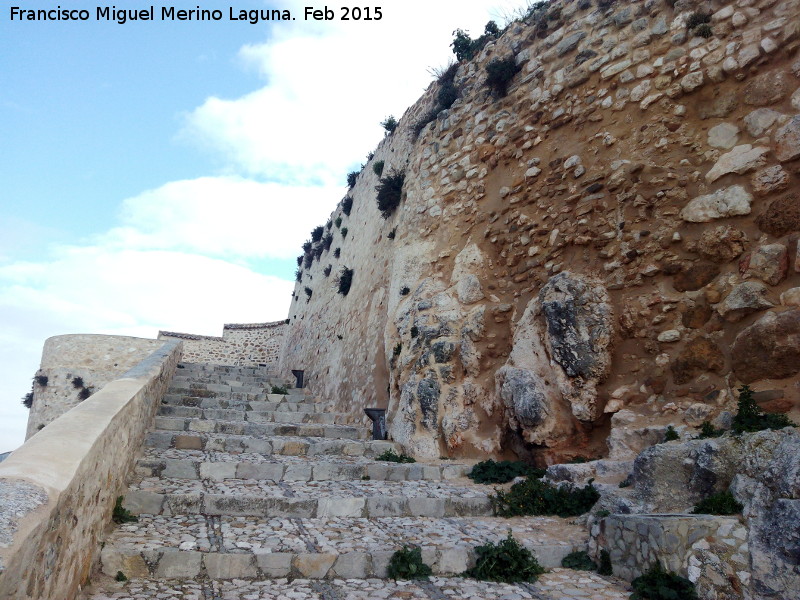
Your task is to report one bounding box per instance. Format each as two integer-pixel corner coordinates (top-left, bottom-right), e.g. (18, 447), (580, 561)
(400, 286), (410, 296)
(561, 550), (597, 571)
(295, 268), (302, 282)
(303, 253), (314, 269)
(387, 546), (432, 579)
(595, 509), (611, 518)
(465, 532), (545, 583)
(377, 448), (416, 463)
(22, 391), (33, 409)
(78, 388), (92, 401)
(698, 421), (725, 439)
(450, 21), (501, 62)
(694, 23), (713, 38)
(381, 115), (398, 134)
(335, 216), (342, 229)
(341, 227), (348, 238)
(302, 240), (313, 253)
(271, 385), (288, 395)
(334, 248), (341, 259)
(347, 171), (359, 189)
(732, 384), (796, 433)
(115, 571), (128, 582)
(692, 491), (743, 515)
(485, 56), (521, 97)
(468, 460), (545, 484)
(311, 226), (324, 242)
(373, 160), (385, 176)
(686, 11), (711, 30)
(410, 326), (419, 338)
(342, 196), (353, 216)
(630, 563), (698, 600)
(376, 171), (406, 218)
(664, 426), (680, 442)
(322, 233), (333, 252)
(491, 477), (599, 518)
(393, 343), (402, 357)
(387, 227), (396, 240)
(598, 550), (612, 576)
(304, 287), (312, 301)
(34, 375), (48, 387)
(296, 255), (303, 266)
(72, 376), (84, 389)
(112, 496), (138, 524)
(323, 265), (332, 277)
(618, 478), (631, 488)
(568, 456), (592, 464)
(337, 267), (354, 296)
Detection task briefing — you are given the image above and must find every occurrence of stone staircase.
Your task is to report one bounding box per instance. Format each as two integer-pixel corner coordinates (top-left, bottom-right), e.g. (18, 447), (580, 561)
(82, 362), (630, 599)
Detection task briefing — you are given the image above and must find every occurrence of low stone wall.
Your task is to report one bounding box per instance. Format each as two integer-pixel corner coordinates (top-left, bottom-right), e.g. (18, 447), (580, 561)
(592, 514), (749, 600)
(27, 334), (165, 439)
(0, 338), (182, 600)
(159, 321), (287, 367)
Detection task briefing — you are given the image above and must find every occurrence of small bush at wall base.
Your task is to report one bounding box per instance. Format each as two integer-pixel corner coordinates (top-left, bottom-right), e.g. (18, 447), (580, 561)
(271, 385), (288, 395)
(561, 550), (597, 571)
(373, 160), (385, 176)
(698, 421), (725, 439)
(686, 11), (711, 30)
(630, 563), (698, 600)
(694, 23), (713, 38)
(692, 491), (743, 515)
(485, 56), (521, 97)
(468, 460), (545, 484)
(465, 532), (545, 583)
(115, 571), (128, 582)
(663, 425), (680, 442)
(732, 384), (796, 433)
(377, 449), (416, 463)
(381, 115), (398, 134)
(376, 171), (406, 218)
(112, 496), (138, 524)
(491, 477), (600, 518)
(337, 267), (354, 296)
(387, 546), (432, 579)
(598, 550), (613, 576)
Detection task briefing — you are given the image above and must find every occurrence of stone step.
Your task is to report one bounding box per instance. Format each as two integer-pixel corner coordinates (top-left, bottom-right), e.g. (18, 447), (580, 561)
(177, 362), (277, 376)
(83, 570), (631, 600)
(122, 478), (492, 518)
(161, 395), (327, 412)
(99, 515), (584, 580)
(145, 431), (397, 457)
(152, 417), (368, 440)
(157, 405), (344, 424)
(167, 383), (299, 397)
(136, 448), (470, 482)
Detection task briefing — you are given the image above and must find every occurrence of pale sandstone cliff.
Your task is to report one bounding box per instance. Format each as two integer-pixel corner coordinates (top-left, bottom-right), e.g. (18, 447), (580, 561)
(280, 0), (800, 463)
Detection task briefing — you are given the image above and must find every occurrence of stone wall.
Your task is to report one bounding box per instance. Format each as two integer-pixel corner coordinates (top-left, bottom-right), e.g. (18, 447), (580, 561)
(0, 338), (182, 600)
(159, 320), (287, 367)
(280, 0), (800, 461)
(592, 514), (749, 599)
(26, 334), (165, 439)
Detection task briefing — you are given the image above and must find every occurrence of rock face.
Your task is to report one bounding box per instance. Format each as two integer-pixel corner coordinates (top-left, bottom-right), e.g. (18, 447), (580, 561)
(731, 309), (800, 383)
(680, 186), (752, 222)
(757, 192), (800, 237)
(774, 116), (800, 162)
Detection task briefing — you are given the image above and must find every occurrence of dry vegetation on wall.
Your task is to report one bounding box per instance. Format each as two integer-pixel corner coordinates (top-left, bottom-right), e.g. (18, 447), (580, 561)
(282, 0), (800, 465)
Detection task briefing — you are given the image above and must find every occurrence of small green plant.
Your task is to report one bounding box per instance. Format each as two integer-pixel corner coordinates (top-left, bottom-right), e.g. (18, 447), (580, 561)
(323, 265), (332, 277)
(732, 384), (795, 433)
(78, 388), (92, 401)
(337, 267), (354, 296)
(295, 268), (302, 282)
(598, 550), (613, 576)
(692, 490), (743, 515)
(22, 391), (33, 409)
(322, 233), (333, 252)
(311, 226), (324, 242)
(387, 227), (396, 240)
(561, 550), (597, 571)
(302, 240), (313, 253)
(465, 532), (545, 583)
(304, 287), (312, 301)
(686, 11), (711, 30)
(341, 227), (348, 238)
(393, 343), (402, 357)
(347, 171), (359, 189)
(485, 56), (521, 97)
(400, 286), (410, 296)
(342, 196), (353, 216)
(115, 571), (128, 582)
(664, 426), (680, 442)
(34, 375), (48, 387)
(381, 115), (398, 134)
(387, 545), (432, 579)
(468, 460), (545, 484)
(361, 475), (371, 480)
(373, 160), (385, 176)
(376, 170), (406, 218)
(596, 509), (611, 518)
(271, 385), (288, 395)
(377, 449), (416, 463)
(491, 478), (600, 518)
(296, 255), (303, 266)
(410, 326), (419, 338)
(112, 496), (138, 524)
(698, 421), (725, 439)
(325, 219), (332, 230)
(450, 21), (501, 62)
(694, 23), (713, 38)
(334, 248), (341, 259)
(630, 563), (698, 600)
(618, 478), (631, 488)
(334, 216), (342, 229)
(568, 456), (592, 464)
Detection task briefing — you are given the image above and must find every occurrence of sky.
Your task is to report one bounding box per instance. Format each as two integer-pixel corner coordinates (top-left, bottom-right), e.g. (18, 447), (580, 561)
(0, 0), (526, 452)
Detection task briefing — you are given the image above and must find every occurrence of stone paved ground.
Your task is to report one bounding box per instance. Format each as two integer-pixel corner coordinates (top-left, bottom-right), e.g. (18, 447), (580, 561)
(81, 363), (631, 599)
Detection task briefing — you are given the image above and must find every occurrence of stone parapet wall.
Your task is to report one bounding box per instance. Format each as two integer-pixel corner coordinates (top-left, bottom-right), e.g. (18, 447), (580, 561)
(0, 339), (182, 600)
(27, 335), (166, 439)
(592, 514), (749, 600)
(159, 321), (287, 367)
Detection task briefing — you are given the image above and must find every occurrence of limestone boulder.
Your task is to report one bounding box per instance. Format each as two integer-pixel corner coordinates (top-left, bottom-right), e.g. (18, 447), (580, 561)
(742, 244), (788, 286)
(695, 225), (748, 263)
(680, 185), (752, 222)
(751, 164), (790, 196)
(716, 281), (774, 322)
(774, 115), (800, 162)
(670, 336), (725, 385)
(707, 123), (739, 149)
(731, 308), (800, 383)
(704, 145), (770, 183)
(743, 69), (792, 106)
(743, 108), (781, 137)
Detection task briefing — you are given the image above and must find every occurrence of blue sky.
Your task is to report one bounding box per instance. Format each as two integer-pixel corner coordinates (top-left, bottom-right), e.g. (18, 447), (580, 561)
(0, 0), (521, 451)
